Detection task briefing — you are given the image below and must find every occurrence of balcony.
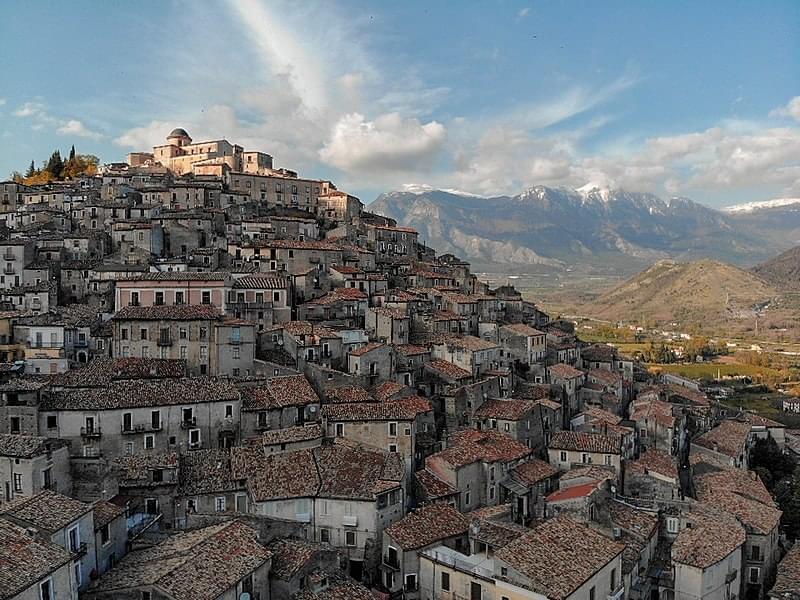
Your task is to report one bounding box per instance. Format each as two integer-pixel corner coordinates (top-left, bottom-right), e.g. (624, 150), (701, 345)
(122, 423), (162, 435)
(80, 427), (102, 438)
(608, 586), (625, 600)
(180, 417), (197, 429)
(157, 337), (173, 347)
(219, 418), (237, 433)
(70, 541), (88, 558)
(229, 337), (242, 345)
(228, 301), (274, 311)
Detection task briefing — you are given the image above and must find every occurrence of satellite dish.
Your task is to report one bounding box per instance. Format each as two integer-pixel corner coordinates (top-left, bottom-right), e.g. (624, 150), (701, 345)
(240, 594), (251, 600)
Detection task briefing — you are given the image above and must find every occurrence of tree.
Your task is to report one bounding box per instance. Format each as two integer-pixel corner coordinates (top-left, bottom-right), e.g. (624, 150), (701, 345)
(750, 437), (795, 490)
(45, 150), (64, 179)
(68, 145), (76, 162)
(24, 160), (36, 178)
(9, 171), (23, 184)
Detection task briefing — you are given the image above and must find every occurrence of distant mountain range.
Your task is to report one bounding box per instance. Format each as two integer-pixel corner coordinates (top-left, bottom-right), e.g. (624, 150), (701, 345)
(369, 186), (800, 274)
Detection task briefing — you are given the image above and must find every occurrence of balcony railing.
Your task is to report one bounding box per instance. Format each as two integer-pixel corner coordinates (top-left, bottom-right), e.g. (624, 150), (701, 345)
(608, 585), (625, 600)
(27, 341), (64, 349)
(70, 541), (88, 558)
(80, 427), (102, 438)
(122, 423), (162, 434)
(157, 337), (173, 346)
(180, 417), (197, 429)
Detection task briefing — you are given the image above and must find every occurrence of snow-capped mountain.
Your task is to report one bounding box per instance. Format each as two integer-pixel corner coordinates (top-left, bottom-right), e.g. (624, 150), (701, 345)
(369, 186), (781, 273)
(723, 198), (800, 213)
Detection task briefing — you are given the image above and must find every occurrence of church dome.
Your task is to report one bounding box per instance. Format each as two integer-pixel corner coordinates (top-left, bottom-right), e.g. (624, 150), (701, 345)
(167, 128), (190, 139)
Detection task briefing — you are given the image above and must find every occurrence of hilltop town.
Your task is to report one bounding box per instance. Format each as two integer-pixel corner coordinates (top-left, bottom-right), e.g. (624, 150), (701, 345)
(1, 129), (799, 600)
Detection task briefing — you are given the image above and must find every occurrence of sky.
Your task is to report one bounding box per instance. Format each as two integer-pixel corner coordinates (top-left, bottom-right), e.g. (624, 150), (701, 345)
(0, 0), (799, 207)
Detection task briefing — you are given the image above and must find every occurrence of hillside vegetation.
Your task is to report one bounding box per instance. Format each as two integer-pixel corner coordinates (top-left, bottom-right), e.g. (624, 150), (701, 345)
(752, 245), (800, 289)
(583, 259), (779, 326)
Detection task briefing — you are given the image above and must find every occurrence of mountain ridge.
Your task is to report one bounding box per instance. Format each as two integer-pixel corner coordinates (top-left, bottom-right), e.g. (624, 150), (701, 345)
(370, 185), (781, 273)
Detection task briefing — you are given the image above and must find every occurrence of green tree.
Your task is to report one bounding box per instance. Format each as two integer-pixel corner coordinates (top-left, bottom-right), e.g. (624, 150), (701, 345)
(68, 145), (76, 161)
(24, 160), (36, 178)
(45, 150), (64, 179)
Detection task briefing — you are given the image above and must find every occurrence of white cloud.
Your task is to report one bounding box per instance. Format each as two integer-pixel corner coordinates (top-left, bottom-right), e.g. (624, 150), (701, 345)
(517, 7), (531, 19)
(56, 119), (104, 140)
(320, 113), (446, 174)
(770, 97), (800, 122)
(13, 102), (46, 118)
(114, 121), (174, 149)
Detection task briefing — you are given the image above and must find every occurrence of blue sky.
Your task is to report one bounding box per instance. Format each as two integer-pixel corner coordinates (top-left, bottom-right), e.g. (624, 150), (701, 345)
(1, 0), (798, 206)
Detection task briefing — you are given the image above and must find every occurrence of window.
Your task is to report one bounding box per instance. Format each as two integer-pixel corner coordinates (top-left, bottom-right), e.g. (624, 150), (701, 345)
(560, 451), (567, 462)
(121, 328), (129, 340)
(154, 291), (164, 305)
(200, 327), (208, 341)
(233, 347), (240, 360)
(100, 523), (110, 545)
(666, 517), (679, 534)
(142, 592), (152, 600)
(749, 567), (760, 583)
(751, 545), (761, 561)
(68, 525), (80, 553)
(441, 571), (450, 592)
(388, 443), (398, 453)
(320, 528), (330, 543)
(144, 434), (155, 450)
(604, 454), (612, 466)
(13, 473), (22, 492)
(215, 497), (226, 512)
(611, 568), (617, 591)
(489, 485), (496, 500)
(405, 574), (418, 591)
(464, 491), (471, 505)
(189, 428), (201, 448)
(335, 423), (344, 437)
(46, 415), (57, 429)
(388, 422), (397, 437)
(200, 346), (208, 362)
(10, 416), (20, 434)
(179, 327), (187, 340)
(175, 291), (185, 305)
(582, 453), (591, 464)
(273, 290), (280, 303)
(39, 579), (53, 600)
(589, 586), (596, 600)
(201, 291), (211, 305)
(225, 404), (233, 418)
(345, 531), (356, 546)
(151, 410), (161, 430)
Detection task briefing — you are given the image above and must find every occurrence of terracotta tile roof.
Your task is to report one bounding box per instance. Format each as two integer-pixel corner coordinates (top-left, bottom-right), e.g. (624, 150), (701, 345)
(468, 514), (529, 549)
(772, 545), (800, 599)
(256, 239), (342, 251)
(0, 433), (64, 458)
(268, 538), (320, 580)
(112, 304), (222, 321)
(581, 406), (623, 425)
(667, 384), (711, 406)
(626, 448), (679, 480)
(607, 499), (658, 540)
(348, 341), (386, 357)
(511, 458), (559, 485)
(120, 271), (230, 281)
(697, 488), (781, 535)
(587, 368), (622, 386)
(385, 503), (469, 550)
(178, 449), (241, 496)
(558, 465), (617, 484)
(693, 463), (774, 506)
(743, 412), (785, 428)
(671, 508), (745, 569)
(494, 515), (624, 600)
(582, 344), (617, 363)
(51, 357), (187, 386)
(88, 520), (271, 600)
(293, 569), (375, 600)
(546, 481), (600, 502)
(240, 375), (319, 411)
(233, 447), (318, 501)
(549, 431), (622, 454)
(232, 275), (288, 289)
(92, 500), (126, 530)
(321, 396), (432, 421)
(0, 518), (73, 599)
(115, 452), (179, 487)
(282, 321), (339, 338)
(414, 469), (459, 501)
(692, 419), (752, 459)
(370, 306), (408, 319)
(548, 363), (585, 379)
(306, 287), (368, 305)
(501, 323), (545, 336)
(629, 398), (676, 428)
(324, 386), (372, 403)
(394, 343), (429, 356)
(370, 381), (408, 401)
(430, 430), (531, 469)
(473, 398), (537, 420)
(259, 424), (323, 446)
(0, 489), (92, 532)
(425, 359), (472, 380)
(42, 377), (240, 410)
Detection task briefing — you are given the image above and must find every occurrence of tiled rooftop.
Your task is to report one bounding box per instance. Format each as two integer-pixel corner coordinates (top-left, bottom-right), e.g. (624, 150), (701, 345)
(0, 518), (73, 599)
(692, 419), (752, 458)
(0, 489), (92, 532)
(414, 469), (459, 501)
(385, 503), (469, 550)
(548, 430), (621, 454)
(0, 433), (63, 458)
(240, 374), (319, 411)
(424, 359), (472, 380)
(626, 448), (679, 480)
(671, 508), (745, 569)
(772, 545), (800, 599)
(548, 363), (585, 379)
(268, 538), (321, 580)
(473, 398), (537, 420)
(430, 429), (531, 469)
(494, 515), (624, 600)
(87, 520), (271, 600)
